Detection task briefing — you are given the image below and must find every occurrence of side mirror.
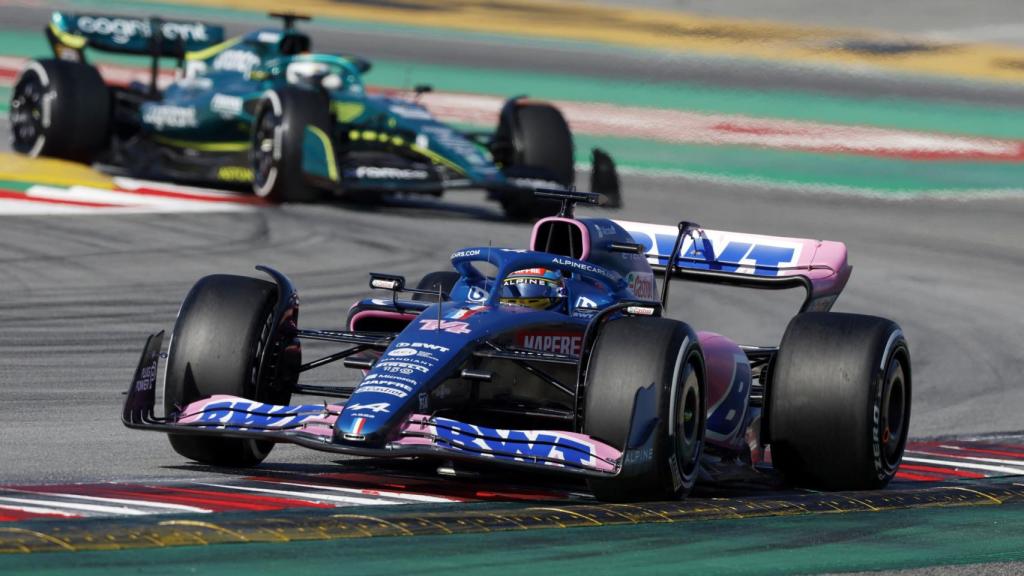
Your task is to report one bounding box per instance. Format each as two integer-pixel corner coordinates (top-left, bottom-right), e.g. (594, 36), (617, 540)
(369, 273), (406, 292)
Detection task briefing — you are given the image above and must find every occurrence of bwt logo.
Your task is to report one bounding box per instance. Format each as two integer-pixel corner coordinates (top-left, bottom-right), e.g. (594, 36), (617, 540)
(518, 332), (583, 356)
(434, 420), (596, 467)
(190, 401), (318, 428)
(630, 230), (798, 276)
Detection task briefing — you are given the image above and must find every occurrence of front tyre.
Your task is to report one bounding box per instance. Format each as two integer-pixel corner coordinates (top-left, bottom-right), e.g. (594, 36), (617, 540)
(493, 100), (574, 221)
(583, 317), (706, 501)
(768, 312), (911, 490)
(164, 274), (289, 467)
(411, 270), (460, 302)
(251, 87), (331, 203)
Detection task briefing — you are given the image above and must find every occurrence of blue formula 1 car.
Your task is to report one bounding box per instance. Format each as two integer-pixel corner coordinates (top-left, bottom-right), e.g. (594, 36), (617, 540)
(122, 190), (911, 501)
(9, 12), (618, 219)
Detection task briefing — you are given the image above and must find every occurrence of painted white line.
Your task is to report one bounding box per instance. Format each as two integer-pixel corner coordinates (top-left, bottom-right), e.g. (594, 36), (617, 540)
(9, 490), (210, 514)
(196, 483), (406, 507)
(938, 444), (1024, 457)
(0, 203), (252, 216)
(911, 450), (1024, 468)
(0, 503), (78, 518)
(0, 198), (99, 215)
(957, 455), (1024, 467)
(902, 456), (1024, 476)
(268, 480), (459, 503)
(28, 185), (207, 209)
(0, 496), (150, 516)
(114, 177), (256, 200)
(418, 91), (1024, 160)
(8, 185), (256, 215)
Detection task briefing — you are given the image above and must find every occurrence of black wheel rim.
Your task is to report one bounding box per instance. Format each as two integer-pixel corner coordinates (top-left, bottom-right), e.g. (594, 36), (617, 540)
(675, 358), (703, 480)
(880, 356), (908, 471)
(10, 69), (45, 155)
(252, 106), (280, 193)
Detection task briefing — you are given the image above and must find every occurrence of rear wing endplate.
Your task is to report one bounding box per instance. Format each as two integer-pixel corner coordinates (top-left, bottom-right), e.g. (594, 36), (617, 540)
(613, 219), (851, 313)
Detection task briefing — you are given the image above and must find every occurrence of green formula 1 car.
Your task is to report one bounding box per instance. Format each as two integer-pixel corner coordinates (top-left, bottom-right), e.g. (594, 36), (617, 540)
(9, 12), (620, 219)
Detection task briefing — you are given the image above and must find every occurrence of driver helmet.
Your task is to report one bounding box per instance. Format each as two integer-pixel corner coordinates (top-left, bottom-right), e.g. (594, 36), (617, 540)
(499, 268), (566, 311)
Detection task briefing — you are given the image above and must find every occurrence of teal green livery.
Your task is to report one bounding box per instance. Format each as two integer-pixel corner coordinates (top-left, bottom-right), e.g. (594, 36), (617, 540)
(11, 12), (620, 219)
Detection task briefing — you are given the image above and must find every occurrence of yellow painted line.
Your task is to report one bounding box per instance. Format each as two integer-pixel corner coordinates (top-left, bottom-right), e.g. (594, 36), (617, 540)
(157, 519), (251, 542)
(0, 153), (114, 189)
(153, 0), (1024, 84)
(949, 486), (1005, 505)
(0, 527), (76, 553)
(528, 507), (604, 526)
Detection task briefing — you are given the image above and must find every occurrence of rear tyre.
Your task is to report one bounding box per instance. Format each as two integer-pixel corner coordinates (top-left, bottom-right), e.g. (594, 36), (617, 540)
(411, 271), (460, 302)
(251, 87), (331, 203)
(165, 274), (289, 467)
(768, 312), (911, 490)
(493, 100), (575, 221)
(583, 317), (706, 501)
(9, 59), (110, 162)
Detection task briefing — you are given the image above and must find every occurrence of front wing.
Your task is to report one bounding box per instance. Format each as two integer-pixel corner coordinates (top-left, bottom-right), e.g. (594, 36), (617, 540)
(123, 333), (621, 477)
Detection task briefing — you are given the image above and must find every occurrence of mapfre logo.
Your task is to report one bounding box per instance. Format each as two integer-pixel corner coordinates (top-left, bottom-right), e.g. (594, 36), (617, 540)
(517, 331), (583, 356)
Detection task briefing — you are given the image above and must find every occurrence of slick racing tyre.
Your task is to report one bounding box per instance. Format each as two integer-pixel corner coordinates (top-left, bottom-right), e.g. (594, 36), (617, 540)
(165, 274), (290, 467)
(411, 271), (460, 302)
(9, 59), (110, 163)
(493, 99), (575, 221)
(583, 317), (706, 501)
(252, 87), (331, 203)
(768, 312), (911, 490)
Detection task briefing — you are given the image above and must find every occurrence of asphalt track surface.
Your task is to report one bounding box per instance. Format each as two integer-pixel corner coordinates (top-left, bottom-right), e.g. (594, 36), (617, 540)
(0, 0), (1022, 506)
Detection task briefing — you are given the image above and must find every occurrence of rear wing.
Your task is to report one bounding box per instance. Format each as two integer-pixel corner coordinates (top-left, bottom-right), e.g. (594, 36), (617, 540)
(46, 12), (224, 61)
(614, 220), (851, 313)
